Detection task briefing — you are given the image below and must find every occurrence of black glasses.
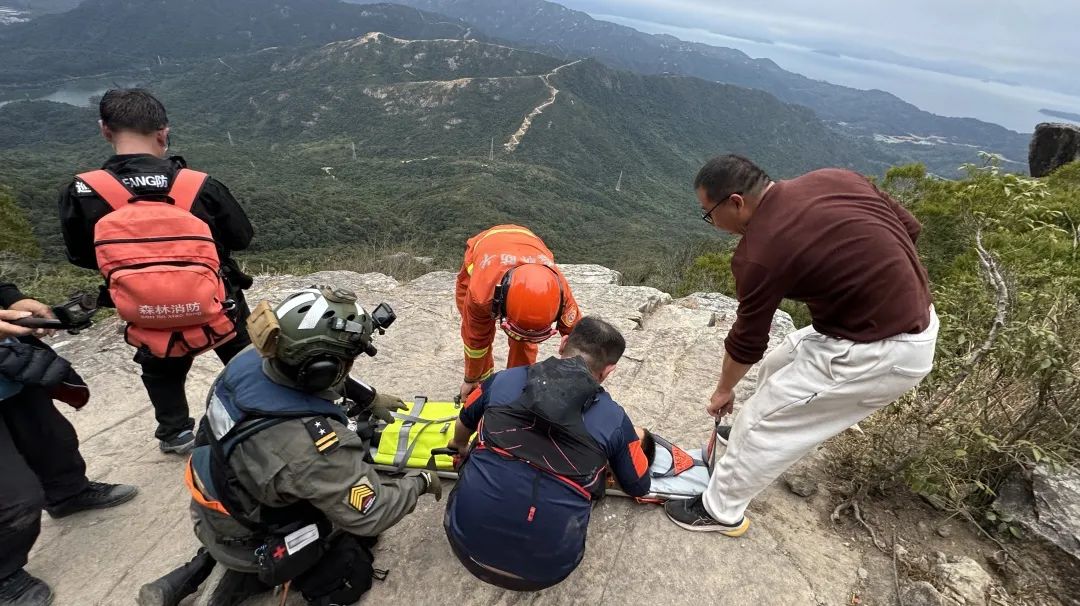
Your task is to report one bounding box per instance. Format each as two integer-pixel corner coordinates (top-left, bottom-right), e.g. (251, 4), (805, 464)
(701, 192), (740, 225)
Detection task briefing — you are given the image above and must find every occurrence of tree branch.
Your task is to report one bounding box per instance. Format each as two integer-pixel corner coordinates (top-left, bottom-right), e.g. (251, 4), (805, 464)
(925, 230), (1009, 420)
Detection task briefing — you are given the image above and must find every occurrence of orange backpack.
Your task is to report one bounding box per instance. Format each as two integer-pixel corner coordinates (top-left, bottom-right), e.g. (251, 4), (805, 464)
(76, 169), (236, 358)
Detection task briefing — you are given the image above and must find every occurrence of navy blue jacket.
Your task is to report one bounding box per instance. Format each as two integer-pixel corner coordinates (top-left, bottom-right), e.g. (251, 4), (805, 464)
(444, 360), (650, 585)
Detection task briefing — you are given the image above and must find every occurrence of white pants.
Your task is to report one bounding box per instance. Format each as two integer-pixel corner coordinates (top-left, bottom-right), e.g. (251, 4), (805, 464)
(704, 308), (939, 524)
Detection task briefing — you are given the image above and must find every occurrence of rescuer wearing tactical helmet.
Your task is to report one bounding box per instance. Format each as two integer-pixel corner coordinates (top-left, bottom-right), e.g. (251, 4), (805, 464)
(138, 286), (440, 606)
(454, 225), (582, 400)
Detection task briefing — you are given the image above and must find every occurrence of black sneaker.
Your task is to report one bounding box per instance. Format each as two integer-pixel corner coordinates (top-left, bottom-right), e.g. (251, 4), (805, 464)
(207, 570), (272, 606)
(45, 481), (138, 519)
(137, 550), (215, 606)
(159, 430), (195, 455)
(664, 496), (750, 536)
(0, 570), (53, 606)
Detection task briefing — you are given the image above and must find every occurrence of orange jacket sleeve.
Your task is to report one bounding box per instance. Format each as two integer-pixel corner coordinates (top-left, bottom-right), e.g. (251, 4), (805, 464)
(455, 243), (473, 317)
(462, 296), (496, 383)
(555, 271), (581, 336)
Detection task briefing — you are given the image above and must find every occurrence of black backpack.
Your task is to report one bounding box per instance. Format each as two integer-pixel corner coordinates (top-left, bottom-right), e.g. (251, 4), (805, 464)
(481, 357), (609, 500)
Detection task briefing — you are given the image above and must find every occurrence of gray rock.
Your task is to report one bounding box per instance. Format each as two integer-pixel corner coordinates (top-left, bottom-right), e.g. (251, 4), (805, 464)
(559, 263), (622, 285)
(783, 471), (819, 497)
(856, 567), (869, 581)
(937, 525), (953, 539)
(933, 555), (993, 605)
(917, 521), (931, 535)
(1029, 122), (1080, 177)
(903, 581), (947, 606)
(993, 465), (1080, 603)
(994, 465), (1080, 562)
(37, 265), (911, 606)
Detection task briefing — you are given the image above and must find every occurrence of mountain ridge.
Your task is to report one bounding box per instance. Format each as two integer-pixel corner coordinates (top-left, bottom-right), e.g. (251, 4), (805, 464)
(347, 0), (1030, 173)
(0, 30), (895, 264)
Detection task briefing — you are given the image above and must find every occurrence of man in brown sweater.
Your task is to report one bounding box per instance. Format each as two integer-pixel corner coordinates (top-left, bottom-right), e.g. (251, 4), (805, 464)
(665, 155), (938, 535)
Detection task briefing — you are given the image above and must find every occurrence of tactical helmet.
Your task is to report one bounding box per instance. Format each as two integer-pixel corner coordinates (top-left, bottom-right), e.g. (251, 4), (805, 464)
(250, 286), (377, 392)
(275, 286), (375, 365)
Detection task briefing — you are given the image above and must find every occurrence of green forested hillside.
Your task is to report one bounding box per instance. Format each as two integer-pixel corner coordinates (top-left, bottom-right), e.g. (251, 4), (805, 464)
(0, 33), (894, 267)
(355, 0), (1030, 176)
(0, 0), (471, 86)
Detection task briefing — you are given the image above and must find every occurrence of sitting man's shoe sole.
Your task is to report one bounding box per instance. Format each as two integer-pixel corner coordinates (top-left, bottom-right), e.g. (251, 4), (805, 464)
(136, 583), (168, 606)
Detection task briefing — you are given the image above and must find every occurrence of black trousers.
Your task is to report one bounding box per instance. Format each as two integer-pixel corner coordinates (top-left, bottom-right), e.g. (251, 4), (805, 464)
(140, 293), (252, 440)
(0, 387), (89, 579)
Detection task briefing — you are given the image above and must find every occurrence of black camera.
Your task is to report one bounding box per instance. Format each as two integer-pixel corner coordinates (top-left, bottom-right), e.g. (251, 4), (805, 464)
(371, 303), (396, 334)
(12, 293), (99, 334)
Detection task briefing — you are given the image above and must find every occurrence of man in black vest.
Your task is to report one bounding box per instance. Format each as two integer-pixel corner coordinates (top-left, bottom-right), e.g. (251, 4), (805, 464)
(138, 286), (439, 606)
(58, 89), (255, 455)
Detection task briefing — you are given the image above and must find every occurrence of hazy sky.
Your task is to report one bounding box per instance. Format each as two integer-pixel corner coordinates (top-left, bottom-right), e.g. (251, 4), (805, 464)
(560, 0), (1075, 96)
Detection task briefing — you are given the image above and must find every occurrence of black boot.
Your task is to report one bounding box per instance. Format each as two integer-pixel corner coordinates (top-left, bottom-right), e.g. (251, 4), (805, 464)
(207, 570), (272, 606)
(45, 481), (138, 519)
(137, 550), (216, 606)
(0, 570), (53, 606)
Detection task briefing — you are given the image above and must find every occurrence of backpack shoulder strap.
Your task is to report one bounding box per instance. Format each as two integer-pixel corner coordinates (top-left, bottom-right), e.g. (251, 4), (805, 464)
(76, 170), (135, 212)
(168, 169), (209, 212)
(206, 416), (290, 532)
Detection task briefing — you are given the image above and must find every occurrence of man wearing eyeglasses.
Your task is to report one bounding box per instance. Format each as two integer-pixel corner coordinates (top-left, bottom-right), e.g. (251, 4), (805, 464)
(666, 154), (937, 536)
(454, 224), (581, 401)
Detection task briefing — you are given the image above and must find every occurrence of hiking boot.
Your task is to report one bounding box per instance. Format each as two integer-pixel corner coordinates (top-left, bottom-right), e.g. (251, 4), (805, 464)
(207, 570), (272, 606)
(664, 496), (750, 536)
(159, 430), (195, 455)
(137, 550), (216, 606)
(0, 570), (53, 606)
(45, 481), (138, 519)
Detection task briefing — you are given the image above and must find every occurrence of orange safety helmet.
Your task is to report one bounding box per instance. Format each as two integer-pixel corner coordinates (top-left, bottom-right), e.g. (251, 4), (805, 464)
(492, 264), (564, 343)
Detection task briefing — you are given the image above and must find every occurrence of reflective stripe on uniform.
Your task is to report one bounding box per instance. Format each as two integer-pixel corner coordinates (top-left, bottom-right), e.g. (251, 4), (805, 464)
(464, 344), (490, 359)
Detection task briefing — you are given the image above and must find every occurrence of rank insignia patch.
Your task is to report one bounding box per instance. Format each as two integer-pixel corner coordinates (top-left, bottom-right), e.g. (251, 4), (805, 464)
(304, 417), (340, 455)
(348, 479), (377, 514)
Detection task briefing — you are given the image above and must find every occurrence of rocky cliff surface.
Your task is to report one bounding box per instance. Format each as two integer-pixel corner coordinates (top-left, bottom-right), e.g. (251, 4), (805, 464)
(30, 265), (907, 605)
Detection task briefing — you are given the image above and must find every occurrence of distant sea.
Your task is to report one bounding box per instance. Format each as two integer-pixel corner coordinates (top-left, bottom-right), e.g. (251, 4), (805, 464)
(596, 14), (1080, 134)
(0, 5), (28, 24)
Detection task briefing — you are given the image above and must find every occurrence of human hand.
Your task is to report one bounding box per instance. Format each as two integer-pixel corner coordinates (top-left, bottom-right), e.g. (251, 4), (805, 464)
(8, 299), (56, 337)
(459, 381), (479, 401)
(445, 440), (466, 470)
(370, 392), (406, 424)
(707, 386), (735, 419)
(419, 469), (442, 501)
(0, 310), (33, 338)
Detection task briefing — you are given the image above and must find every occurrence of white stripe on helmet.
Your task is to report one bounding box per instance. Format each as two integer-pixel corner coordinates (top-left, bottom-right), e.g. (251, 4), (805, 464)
(298, 296), (329, 330)
(275, 292), (318, 318)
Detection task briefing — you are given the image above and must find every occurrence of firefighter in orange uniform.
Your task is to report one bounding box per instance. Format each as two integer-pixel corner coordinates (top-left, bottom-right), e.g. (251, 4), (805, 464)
(454, 225), (581, 400)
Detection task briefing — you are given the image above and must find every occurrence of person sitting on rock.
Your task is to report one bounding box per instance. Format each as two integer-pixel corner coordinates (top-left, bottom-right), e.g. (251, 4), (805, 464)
(444, 316), (654, 591)
(138, 286), (439, 606)
(0, 281), (137, 606)
(455, 224), (582, 401)
(665, 155), (938, 536)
